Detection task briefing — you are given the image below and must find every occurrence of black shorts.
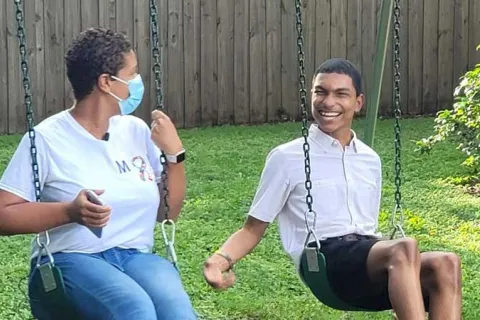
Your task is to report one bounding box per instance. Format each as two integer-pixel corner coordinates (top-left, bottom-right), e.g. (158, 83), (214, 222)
(308, 234), (429, 310)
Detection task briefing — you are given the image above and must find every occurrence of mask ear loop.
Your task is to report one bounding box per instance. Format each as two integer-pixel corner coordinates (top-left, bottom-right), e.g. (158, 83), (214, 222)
(109, 92), (123, 102)
(108, 75), (128, 101)
(110, 75), (128, 84)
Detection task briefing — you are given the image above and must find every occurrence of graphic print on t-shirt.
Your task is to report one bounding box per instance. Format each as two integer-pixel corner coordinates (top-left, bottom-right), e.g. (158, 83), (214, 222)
(115, 155), (155, 181)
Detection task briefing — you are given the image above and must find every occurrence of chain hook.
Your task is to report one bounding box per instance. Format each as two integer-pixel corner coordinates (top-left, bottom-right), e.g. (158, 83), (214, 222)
(304, 209), (321, 249)
(35, 231), (51, 248)
(36, 243), (55, 268)
(161, 219), (177, 268)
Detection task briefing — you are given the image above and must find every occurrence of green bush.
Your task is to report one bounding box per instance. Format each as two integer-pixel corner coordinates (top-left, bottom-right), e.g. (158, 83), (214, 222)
(416, 45), (480, 179)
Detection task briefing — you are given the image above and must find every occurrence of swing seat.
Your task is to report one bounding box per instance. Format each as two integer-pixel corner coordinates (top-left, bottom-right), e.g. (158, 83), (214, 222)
(299, 247), (369, 311)
(30, 262), (81, 320)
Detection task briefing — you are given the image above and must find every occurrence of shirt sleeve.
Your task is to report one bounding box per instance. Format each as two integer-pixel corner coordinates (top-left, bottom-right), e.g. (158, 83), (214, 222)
(0, 132), (50, 202)
(248, 148), (291, 223)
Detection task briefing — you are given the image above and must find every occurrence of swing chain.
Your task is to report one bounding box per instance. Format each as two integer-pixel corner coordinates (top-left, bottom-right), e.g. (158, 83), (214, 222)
(14, 0), (49, 247)
(391, 0), (405, 238)
(149, 0), (164, 110)
(149, 0), (177, 264)
(294, 0), (319, 247)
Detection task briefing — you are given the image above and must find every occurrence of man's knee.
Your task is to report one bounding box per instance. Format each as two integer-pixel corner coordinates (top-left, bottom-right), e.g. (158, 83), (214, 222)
(427, 253), (461, 290)
(388, 237), (420, 268)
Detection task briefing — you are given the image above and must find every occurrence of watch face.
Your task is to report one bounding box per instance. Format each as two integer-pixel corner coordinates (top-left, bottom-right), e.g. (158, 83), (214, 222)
(177, 152), (185, 162)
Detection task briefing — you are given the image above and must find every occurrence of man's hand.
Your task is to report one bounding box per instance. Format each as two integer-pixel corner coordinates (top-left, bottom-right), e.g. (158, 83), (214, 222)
(203, 254), (236, 290)
(202, 217), (269, 290)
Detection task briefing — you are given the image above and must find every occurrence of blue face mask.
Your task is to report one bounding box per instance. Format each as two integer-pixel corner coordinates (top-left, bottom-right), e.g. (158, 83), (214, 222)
(109, 74), (145, 115)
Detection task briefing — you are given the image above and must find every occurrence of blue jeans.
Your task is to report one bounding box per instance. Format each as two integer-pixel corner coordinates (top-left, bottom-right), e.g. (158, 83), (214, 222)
(28, 247), (197, 320)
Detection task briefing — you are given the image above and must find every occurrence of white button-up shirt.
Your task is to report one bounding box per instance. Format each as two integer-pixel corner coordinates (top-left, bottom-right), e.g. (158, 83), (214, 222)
(248, 124), (382, 270)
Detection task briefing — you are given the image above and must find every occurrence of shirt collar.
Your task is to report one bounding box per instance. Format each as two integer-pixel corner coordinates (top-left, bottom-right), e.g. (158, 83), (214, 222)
(308, 123), (358, 153)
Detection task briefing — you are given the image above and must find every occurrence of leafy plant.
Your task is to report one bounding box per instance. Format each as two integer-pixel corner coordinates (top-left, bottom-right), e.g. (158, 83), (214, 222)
(416, 44), (480, 179)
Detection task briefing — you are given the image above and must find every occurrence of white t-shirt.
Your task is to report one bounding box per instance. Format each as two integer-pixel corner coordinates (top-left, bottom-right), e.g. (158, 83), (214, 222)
(248, 124), (383, 270)
(0, 109), (163, 260)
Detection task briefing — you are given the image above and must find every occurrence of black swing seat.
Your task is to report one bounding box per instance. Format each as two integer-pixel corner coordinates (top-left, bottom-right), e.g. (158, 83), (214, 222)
(30, 260), (82, 320)
(299, 247), (369, 311)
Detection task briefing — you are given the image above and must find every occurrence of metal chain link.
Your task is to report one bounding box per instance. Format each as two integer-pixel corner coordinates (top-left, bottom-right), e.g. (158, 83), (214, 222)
(149, 0), (170, 222)
(14, 0), (50, 247)
(294, 0), (318, 246)
(149, 0), (177, 267)
(391, 0), (405, 238)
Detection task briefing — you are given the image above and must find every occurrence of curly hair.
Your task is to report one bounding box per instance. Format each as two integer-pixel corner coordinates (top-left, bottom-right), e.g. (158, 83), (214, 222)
(65, 27), (132, 101)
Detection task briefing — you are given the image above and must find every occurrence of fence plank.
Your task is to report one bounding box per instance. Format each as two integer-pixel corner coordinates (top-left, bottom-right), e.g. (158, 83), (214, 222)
(233, 0), (249, 124)
(437, 0), (455, 111)
(200, 0), (217, 126)
(249, 0), (267, 123)
(304, 0), (316, 112)
(453, 0), (469, 86)
(0, 0), (9, 133)
(407, 0), (423, 115)
(379, 0), (393, 115)
(422, 0), (439, 115)
(346, 0), (362, 70)
(7, 0), (24, 133)
(25, 0), (46, 124)
(133, 0), (152, 124)
(361, 0), (376, 116)
(81, 0), (99, 29)
(399, 0), (409, 114)
(99, 0), (116, 30)
(166, 0), (184, 127)
(44, 0), (65, 118)
(282, 0), (298, 121)
(183, 0), (201, 127)
(315, 0), (331, 68)
(217, 1), (234, 125)
(330, 0), (347, 58)
(266, 0), (282, 122)
(64, 0), (81, 109)
(468, 0), (480, 68)
(116, 0), (134, 43)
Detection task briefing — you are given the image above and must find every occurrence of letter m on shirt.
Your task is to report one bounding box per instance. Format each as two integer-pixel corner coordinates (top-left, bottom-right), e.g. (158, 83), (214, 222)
(116, 160), (131, 173)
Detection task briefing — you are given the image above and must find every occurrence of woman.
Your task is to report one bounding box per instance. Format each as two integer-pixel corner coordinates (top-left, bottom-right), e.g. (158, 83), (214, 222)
(0, 28), (196, 319)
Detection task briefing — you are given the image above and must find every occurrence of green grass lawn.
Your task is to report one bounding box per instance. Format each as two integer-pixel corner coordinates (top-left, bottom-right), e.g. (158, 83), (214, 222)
(1, 117), (479, 319)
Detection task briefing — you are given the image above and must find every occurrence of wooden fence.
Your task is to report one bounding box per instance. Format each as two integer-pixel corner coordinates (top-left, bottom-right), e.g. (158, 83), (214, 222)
(1, 0), (480, 134)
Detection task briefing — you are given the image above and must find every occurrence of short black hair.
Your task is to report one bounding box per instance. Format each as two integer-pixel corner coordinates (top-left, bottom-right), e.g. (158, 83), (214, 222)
(65, 27), (132, 101)
(313, 58), (363, 96)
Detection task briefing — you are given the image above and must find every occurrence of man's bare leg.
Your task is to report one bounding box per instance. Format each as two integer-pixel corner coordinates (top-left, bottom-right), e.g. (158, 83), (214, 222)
(366, 237), (426, 319)
(419, 252), (462, 320)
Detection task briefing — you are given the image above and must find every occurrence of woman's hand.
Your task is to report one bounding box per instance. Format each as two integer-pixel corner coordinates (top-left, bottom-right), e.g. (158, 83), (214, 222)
(150, 110), (183, 154)
(67, 189), (111, 228)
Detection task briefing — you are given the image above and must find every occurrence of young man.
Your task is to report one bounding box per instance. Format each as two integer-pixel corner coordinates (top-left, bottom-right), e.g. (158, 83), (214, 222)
(203, 59), (462, 319)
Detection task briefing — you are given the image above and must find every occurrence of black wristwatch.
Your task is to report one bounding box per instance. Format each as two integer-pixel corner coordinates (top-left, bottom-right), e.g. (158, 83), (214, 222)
(165, 148), (186, 164)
